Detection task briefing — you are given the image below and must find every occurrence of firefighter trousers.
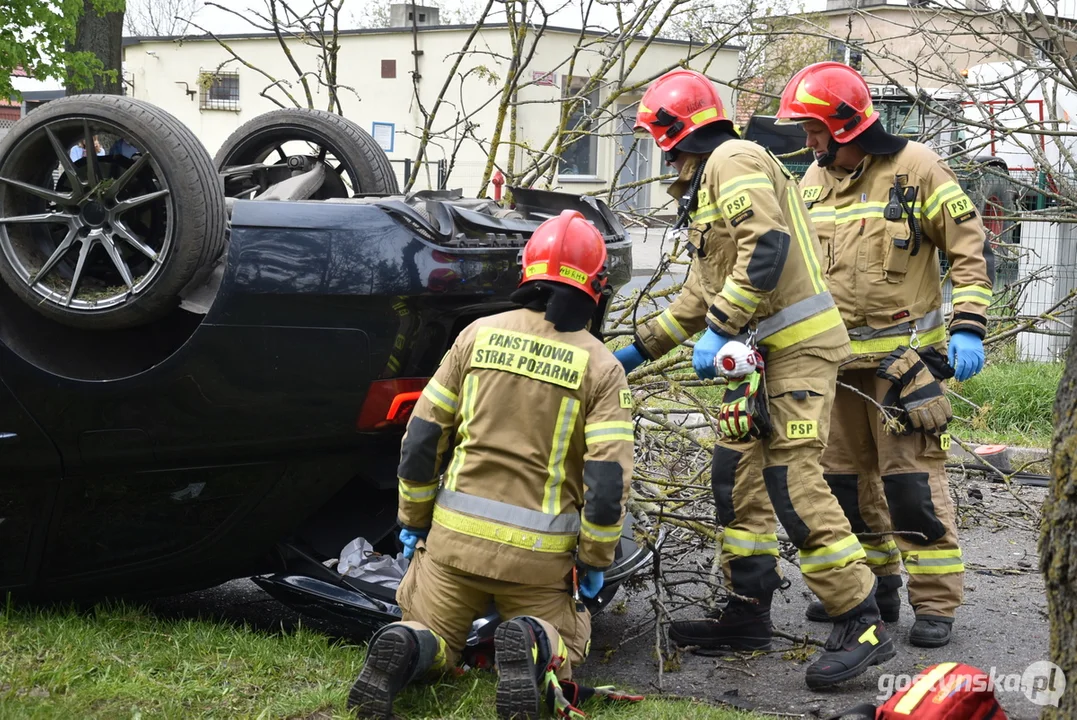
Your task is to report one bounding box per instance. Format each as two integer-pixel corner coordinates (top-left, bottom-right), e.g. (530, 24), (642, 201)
(396, 540), (590, 680)
(713, 351), (876, 617)
(820, 367), (964, 619)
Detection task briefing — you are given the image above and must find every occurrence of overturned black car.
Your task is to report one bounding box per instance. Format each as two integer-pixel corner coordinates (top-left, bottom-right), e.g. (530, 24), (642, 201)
(0, 95), (656, 641)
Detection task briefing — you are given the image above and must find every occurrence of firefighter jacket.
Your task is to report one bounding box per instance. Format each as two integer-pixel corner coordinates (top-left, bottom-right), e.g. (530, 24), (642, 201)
(800, 141), (994, 366)
(395, 307), (635, 586)
(635, 139), (850, 364)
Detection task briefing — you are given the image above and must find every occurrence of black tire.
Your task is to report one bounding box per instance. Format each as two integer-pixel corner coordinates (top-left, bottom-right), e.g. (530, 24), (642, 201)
(0, 94), (226, 330)
(213, 108), (399, 198)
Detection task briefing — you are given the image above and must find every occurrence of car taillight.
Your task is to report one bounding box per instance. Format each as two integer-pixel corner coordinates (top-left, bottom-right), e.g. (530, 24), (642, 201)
(357, 378), (429, 431)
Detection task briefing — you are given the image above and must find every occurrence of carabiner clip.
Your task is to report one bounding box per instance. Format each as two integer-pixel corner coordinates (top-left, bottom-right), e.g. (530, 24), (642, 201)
(910, 325), (921, 350)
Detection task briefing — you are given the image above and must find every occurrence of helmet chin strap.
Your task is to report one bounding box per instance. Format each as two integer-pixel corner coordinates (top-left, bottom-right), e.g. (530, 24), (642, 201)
(816, 137), (841, 168)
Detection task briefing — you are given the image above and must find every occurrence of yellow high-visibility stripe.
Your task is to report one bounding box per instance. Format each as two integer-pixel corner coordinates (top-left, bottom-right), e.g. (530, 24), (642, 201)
(444, 375), (478, 491)
(952, 285), (993, 306)
(720, 279), (761, 313)
(903, 548), (964, 575)
(718, 172), (773, 198)
(809, 206), (836, 222)
(762, 306), (844, 352)
(692, 206), (722, 224)
(786, 187), (827, 293)
(398, 479), (439, 503)
(894, 663), (960, 714)
(543, 397), (580, 514)
(722, 528), (780, 557)
(691, 107), (718, 124)
(423, 378), (459, 414)
(432, 505), (577, 553)
(849, 324), (947, 355)
(431, 634), (448, 671)
(584, 421), (634, 447)
(800, 534), (867, 573)
(862, 540), (901, 566)
(581, 518), (622, 543)
(656, 309), (689, 344)
(923, 181), (964, 220)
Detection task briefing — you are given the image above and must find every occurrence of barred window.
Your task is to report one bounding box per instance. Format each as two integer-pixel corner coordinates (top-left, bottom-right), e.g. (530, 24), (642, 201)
(199, 71), (240, 111)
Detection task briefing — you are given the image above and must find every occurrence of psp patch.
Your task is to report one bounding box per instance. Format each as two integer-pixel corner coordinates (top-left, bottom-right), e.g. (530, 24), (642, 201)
(802, 185), (823, 203)
(945, 194), (978, 225)
(722, 191), (752, 218)
(619, 389), (634, 409)
(787, 420), (818, 439)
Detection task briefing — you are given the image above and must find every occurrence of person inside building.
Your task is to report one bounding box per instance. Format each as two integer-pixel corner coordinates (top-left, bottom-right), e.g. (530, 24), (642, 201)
(773, 61), (994, 648)
(346, 209), (642, 719)
(616, 67), (895, 690)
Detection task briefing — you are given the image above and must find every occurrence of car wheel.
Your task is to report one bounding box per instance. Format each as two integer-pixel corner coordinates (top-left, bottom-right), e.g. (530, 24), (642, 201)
(0, 95), (226, 330)
(214, 108), (399, 199)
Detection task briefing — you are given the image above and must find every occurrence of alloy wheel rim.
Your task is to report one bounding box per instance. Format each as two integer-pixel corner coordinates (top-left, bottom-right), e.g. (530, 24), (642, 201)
(0, 117), (173, 312)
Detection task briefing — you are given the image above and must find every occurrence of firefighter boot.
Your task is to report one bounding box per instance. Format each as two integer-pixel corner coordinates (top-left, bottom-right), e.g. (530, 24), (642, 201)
(804, 589), (896, 691)
(805, 574), (902, 624)
(667, 594), (773, 651)
(494, 616), (566, 720)
(910, 615), (954, 648)
(347, 623), (442, 718)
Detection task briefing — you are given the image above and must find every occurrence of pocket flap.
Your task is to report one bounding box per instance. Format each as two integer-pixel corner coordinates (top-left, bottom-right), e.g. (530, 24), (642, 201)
(766, 376), (831, 399)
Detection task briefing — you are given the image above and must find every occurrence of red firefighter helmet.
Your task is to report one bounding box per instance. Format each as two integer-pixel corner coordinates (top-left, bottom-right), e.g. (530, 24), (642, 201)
(634, 68), (733, 152)
(519, 209), (608, 302)
(776, 62), (878, 143)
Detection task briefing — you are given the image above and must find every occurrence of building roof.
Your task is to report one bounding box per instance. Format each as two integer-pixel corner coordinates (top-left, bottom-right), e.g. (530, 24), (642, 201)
(122, 22), (744, 51)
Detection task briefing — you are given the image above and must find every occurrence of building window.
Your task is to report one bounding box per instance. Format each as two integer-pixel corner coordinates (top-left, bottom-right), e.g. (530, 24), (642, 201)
(198, 70), (239, 111)
(828, 39), (862, 71)
(559, 76), (600, 178)
(382, 59), (396, 78)
(419, 12), (426, 21)
(1033, 37), (1056, 62)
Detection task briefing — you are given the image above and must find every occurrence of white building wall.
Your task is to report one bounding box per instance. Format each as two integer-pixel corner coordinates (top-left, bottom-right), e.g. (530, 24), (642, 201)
(123, 27), (740, 202)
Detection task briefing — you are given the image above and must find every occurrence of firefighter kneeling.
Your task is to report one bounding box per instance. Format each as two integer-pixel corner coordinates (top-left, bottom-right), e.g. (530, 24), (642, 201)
(347, 210), (643, 719)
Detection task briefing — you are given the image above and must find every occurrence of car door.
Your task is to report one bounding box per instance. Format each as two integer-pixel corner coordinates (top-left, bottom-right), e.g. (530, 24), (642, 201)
(0, 374), (62, 590)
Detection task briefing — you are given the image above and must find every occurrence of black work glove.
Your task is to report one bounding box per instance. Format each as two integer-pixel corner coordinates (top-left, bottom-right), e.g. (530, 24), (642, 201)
(877, 346), (952, 434)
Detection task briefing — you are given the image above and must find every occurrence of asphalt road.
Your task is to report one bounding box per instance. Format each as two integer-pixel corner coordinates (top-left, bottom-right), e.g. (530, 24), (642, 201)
(146, 480), (1052, 719)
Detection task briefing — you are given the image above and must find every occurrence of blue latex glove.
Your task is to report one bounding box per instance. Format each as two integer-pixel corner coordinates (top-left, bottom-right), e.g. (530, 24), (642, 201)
(399, 528), (428, 560)
(948, 331), (985, 381)
(614, 344), (645, 373)
(579, 569), (605, 599)
(692, 328), (730, 380)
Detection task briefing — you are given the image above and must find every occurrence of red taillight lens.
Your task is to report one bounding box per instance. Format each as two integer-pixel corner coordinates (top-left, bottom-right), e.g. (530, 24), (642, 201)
(357, 378), (430, 430)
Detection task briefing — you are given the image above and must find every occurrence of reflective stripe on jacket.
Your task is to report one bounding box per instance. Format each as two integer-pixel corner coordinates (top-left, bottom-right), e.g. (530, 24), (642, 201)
(396, 307), (634, 586)
(636, 139), (851, 364)
(800, 141), (994, 363)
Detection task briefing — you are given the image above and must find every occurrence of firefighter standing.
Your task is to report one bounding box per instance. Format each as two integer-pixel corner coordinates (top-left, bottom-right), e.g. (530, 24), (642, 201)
(774, 62), (994, 648)
(617, 68), (895, 690)
(347, 210), (640, 719)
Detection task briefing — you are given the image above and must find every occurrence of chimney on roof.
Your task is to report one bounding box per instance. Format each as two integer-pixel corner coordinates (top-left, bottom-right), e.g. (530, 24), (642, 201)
(389, 3), (441, 27)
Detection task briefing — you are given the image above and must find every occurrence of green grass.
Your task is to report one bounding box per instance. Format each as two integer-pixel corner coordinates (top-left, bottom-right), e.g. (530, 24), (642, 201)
(950, 360), (1063, 448)
(0, 600), (758, 720)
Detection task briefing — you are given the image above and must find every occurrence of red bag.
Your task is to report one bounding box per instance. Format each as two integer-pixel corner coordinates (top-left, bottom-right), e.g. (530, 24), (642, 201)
(830, 662), (1008, 719)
